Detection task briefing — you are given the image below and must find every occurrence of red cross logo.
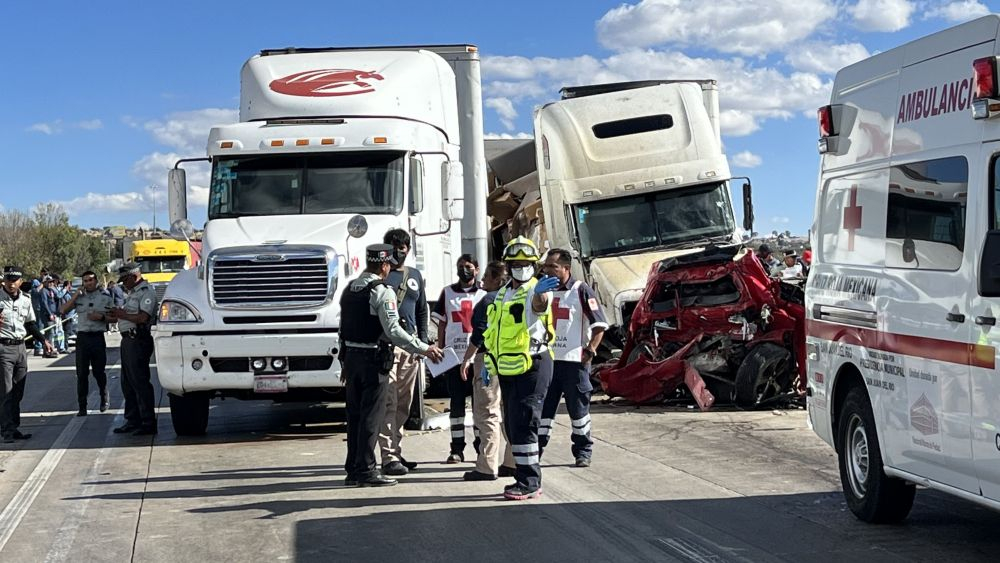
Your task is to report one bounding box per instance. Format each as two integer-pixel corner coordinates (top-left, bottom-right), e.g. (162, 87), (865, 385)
(552, 297), (572, 327)
(451, 300), (474, 333)
(843, 185), (863, 252)
(350, 256), (360, 272)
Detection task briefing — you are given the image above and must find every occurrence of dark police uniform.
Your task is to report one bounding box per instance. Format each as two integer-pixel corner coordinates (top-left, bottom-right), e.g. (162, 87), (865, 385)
(0, 266), (50, 442)
(69, 286), (113, 414)
(115, 264), (159, 435)
(340, 245), (429, 487)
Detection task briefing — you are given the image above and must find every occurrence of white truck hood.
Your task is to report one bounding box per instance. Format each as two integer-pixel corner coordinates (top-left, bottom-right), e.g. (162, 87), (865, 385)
(588, 247), (705, 325)
(203, 214), (400, 256)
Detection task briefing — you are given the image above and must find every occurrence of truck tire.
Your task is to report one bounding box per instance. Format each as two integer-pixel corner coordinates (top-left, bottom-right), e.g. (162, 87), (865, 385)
(837, 386), (915, 523)
(734, 343), (792, 409)
(169, 392), (210, 436)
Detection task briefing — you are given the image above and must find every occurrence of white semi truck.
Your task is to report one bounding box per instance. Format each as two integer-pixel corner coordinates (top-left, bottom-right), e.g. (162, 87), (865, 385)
(533, 80), (754, 345)
(156, 45), (488, 435)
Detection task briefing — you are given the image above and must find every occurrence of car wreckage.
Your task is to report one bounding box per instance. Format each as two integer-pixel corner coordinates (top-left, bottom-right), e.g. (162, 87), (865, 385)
(599, 244), (806, 410)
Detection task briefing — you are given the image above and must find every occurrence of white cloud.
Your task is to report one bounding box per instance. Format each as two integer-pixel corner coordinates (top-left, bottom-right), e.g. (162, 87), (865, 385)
(485, 132), (534, 140)
(27, 121), (61, 135)
(849, 0), (915, 32)
(26, 118), (104, 135)
(771, 216), (791, 224)
(485, 97), (519, 131)
(76, 119), (103, 130)
(143, 108), (238, 154)
(924, 0), (990, 22)
(596, 0), (838, 56)
(732, 151), (763, 168)
(785, 42), (870, 74)
(484, 50), (831, 138)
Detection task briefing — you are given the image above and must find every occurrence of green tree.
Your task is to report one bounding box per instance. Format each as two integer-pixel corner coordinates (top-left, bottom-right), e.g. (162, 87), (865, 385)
(0, 204), (110, 280)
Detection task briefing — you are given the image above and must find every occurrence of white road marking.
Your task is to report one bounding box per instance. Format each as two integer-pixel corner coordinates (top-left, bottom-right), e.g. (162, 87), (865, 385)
(0, 416), (86, 552)
(0, 360), (124, 555)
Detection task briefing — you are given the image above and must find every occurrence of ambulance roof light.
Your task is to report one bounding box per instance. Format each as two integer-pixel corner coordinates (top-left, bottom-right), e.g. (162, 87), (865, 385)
(974, 57), (997, 99)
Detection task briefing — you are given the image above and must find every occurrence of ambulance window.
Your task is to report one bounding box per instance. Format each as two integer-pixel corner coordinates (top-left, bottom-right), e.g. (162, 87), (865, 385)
(884, 156), (967, 271)
(992, 154), (1000, 230)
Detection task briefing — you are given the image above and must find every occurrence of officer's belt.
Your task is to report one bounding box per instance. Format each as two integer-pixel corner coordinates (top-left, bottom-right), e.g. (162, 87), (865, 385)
(0, 338), (25, 346)
(344, 341), (379, 349)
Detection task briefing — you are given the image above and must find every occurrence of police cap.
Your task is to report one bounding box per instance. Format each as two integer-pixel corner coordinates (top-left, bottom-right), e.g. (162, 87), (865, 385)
(366, 244), (398, 266)
(117, 262), (142, 281)
(2, 266), (23, 281)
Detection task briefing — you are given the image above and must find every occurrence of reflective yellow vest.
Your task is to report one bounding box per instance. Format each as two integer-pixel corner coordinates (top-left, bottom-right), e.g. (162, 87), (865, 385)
(483, 278), (554, 376)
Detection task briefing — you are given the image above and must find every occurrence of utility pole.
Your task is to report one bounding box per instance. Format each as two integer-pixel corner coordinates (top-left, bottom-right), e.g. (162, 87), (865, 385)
(151, 184), (158, 233)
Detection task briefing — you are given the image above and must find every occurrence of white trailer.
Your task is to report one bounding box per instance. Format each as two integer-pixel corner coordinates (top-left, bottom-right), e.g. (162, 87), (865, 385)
(157, 45), (487, 435)
(533, 80), (754, 342)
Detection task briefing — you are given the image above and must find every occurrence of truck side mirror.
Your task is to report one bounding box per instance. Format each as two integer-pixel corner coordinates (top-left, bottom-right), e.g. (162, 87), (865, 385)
(442, 161), (464, 221)
(741, 181), (754, 232)
(979, 230), (1000, 297)
(169, 219), (195, 242)
(168, 168), (188, 224)
(409, 157), (424, 214)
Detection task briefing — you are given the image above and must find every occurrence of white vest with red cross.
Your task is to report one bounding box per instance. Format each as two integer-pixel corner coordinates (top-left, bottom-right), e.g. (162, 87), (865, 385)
(443, 285), (486, 354)
(551, 280), (590, 362)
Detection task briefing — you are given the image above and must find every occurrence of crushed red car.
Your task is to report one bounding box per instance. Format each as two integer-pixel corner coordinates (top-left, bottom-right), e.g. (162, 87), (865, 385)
(599, 244), (806, 409)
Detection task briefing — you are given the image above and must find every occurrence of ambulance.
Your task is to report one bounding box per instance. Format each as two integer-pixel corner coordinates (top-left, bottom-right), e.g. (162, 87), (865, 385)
(807, 14), (1000, 522)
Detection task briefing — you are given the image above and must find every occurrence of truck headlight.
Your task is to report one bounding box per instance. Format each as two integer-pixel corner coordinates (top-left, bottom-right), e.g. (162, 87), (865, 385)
(159, 300), (202, 323)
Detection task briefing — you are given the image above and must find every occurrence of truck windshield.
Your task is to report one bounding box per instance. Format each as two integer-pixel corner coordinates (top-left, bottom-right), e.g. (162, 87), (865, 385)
(574, 182), (736, 258)
(209, 151), (405, 219)
(135, 256), (186, 273)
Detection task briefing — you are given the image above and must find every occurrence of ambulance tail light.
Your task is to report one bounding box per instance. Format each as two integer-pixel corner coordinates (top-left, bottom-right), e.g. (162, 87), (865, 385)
(973, 56), (1000, 120)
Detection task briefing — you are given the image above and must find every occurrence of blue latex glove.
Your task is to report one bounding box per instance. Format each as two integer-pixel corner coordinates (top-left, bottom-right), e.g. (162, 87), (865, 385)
(480, 367), (490, 386)
(534, 275), (560, 294)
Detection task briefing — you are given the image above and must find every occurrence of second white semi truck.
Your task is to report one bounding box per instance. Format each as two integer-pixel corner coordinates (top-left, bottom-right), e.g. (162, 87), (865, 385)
(533, 80), (754, 345)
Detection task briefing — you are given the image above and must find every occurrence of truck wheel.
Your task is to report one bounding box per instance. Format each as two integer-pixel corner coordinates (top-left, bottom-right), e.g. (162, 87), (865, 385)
(837, 386), (915, 523)
(169, 392), (210, 436)
(734, 343), (791, 409)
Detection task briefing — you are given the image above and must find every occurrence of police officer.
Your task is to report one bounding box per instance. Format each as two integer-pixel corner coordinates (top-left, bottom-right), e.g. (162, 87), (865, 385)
(0, 266), (54, 443)
(482, 237), (558, 500)
(432, 254), (485, 463)
(107, 263), (158, 435)
(340, 244), (444, 487)
(538, 249), (608, 467)
(378, 229), (430, 476)
(60, 270), (113, 416)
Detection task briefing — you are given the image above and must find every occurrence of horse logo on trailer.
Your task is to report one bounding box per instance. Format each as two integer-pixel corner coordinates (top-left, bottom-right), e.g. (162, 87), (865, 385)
(269, 69), (384, 97)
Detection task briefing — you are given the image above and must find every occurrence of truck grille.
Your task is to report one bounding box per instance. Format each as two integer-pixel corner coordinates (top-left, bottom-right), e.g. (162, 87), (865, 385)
(152, 283), (168, 304)
(210, 250), (333, 308)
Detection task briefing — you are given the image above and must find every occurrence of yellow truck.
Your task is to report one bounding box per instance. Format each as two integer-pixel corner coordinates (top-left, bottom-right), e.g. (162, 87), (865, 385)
(127, 239), (193, 303)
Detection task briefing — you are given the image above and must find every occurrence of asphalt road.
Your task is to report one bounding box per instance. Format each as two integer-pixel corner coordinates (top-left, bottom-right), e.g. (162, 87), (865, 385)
(1, 339), (999, 562)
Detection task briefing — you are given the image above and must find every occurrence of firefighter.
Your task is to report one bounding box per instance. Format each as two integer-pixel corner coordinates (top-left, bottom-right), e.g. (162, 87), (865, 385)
(538, 248), (608, 467)
(483, 237), (557, 500)
(432, 254), (486, 463)
(339, 244), (443, 487)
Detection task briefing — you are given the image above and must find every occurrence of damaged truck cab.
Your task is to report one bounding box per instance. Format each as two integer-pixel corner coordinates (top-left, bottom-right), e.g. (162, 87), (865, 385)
(533, 80), (754, 345)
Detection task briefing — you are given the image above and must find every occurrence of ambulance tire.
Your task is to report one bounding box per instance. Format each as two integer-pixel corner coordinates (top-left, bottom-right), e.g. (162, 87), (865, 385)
(169, 392), (210, 436)
(734, 343), (791, 409)
(837, 386), (915, 523)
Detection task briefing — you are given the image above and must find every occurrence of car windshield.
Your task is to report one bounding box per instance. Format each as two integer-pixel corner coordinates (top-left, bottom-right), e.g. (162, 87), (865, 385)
(209, 151), (405, 219)
(135, 257), (186, 273)
(574, 182), (736, 258)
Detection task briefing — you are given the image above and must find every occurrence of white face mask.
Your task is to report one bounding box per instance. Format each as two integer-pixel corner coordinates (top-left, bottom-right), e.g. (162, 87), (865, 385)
(511, 266), (534, 282)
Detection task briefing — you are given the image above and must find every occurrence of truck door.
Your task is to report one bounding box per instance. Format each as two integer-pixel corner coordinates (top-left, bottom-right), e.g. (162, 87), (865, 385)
(969, 144), (1000, 501)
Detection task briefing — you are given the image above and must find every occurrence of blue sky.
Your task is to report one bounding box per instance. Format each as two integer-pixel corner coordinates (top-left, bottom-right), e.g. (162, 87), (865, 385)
(1, 0), (994, 235)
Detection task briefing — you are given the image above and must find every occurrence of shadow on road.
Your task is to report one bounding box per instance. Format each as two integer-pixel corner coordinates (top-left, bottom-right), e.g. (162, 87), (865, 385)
(288, 492), (1000, 562)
